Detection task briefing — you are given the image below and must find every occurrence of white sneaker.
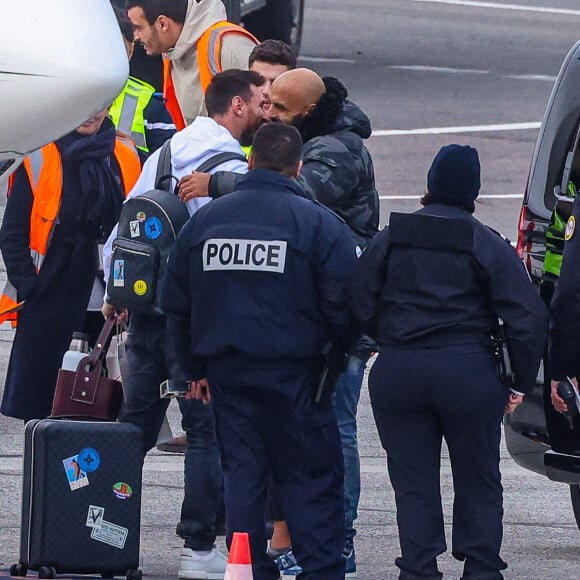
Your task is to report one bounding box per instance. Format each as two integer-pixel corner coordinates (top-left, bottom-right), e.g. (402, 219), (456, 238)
(178, 547), (228, 579)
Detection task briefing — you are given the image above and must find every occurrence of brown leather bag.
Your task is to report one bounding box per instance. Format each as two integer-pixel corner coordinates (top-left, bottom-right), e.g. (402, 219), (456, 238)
(51, 314), (124, 420)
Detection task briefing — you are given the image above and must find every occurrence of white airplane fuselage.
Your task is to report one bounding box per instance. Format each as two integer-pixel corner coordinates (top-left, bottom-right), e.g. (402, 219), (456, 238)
(0, 0), (129, 181)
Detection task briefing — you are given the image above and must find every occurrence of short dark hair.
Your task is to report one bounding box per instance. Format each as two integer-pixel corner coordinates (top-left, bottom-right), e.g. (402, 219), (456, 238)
(251, 123), (302, 176)
(248, 39), (297, 70)
(112, 5), (134, 43)
(124, 0), (187, 25)
(205, 69), (265, 117)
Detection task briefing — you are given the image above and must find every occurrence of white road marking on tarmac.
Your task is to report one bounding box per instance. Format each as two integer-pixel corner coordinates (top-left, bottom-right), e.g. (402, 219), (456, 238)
(391, 65), (490, 75)
(379, 194), (523, 200)
(371, 121), (541, 137)
(410, 0), (580, 16)
(374, 122), (533, 201)
(301, 61), (557, 83)
(300, 56), (358, 63)
(510, 74), (558, 82)
(391, 65), (557, 82)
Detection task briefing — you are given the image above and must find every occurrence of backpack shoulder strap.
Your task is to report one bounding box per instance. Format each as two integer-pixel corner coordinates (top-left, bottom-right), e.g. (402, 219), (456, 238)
(195, 152), (247, 174)
(154, 139), (174, 191)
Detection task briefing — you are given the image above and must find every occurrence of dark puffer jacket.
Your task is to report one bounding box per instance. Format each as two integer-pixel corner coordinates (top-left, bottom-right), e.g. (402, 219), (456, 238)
(207, 77), (380, 248)
(295, 77), (379, 248)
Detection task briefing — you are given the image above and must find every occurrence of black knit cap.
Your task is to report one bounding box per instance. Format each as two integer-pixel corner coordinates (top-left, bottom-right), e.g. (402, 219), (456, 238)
(427, 144), (481, 206)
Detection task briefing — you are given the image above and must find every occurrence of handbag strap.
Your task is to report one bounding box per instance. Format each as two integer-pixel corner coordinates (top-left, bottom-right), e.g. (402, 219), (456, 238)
(88, 313), (118, 366)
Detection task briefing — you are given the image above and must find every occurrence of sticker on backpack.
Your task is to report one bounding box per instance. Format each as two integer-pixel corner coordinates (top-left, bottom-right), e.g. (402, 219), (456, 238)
(113, 260), (125, 287)
(145, 217), (163, 240)
(129, 221), (140, 238)
(133, 280), (148, 296)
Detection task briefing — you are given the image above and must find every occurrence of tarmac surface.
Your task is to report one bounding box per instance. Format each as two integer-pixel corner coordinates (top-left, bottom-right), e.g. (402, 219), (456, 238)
(3, 0), (580, 578)
(0, 342), (579, 580)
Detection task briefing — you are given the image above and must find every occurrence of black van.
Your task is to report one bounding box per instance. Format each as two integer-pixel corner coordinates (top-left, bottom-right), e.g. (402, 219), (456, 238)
(506, 40), (580, 528)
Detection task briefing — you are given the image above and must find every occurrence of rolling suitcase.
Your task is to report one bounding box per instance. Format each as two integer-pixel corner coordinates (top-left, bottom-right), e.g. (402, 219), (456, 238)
(11, 419), (143, 580)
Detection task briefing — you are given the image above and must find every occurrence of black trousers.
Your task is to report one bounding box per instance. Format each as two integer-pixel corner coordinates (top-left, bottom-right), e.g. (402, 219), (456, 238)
(206, 357), (345, 580)
(370, 345), (509, 580)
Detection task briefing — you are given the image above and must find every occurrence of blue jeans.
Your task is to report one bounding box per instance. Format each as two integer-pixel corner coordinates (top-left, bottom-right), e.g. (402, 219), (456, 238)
(120, 314), (222, 551)
(334, 353), (369, 547)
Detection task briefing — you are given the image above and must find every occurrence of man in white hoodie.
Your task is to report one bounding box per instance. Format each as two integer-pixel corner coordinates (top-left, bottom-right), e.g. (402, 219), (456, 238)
(126, 0), (257, 130)
(102, 69), (265, 580)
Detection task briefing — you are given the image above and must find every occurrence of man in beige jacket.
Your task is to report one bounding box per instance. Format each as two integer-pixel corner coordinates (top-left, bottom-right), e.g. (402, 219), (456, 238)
(127, 0), (257, 129)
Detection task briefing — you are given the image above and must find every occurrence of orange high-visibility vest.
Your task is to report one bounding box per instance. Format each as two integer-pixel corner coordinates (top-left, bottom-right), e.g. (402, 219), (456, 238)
(0, 137), (140, 327)
(163, 22), (258, 130)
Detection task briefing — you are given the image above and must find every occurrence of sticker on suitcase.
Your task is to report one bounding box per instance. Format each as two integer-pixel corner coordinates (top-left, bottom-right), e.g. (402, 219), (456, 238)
(90, 519), (128, 549)
(86, 505), (105, 529)
(62, 455), (89, 491)
(77, 447), (101, 473)
(112, 482), (133, 500)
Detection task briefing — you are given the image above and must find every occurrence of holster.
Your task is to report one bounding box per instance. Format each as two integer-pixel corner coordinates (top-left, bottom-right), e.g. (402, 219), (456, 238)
(314, 344), (349, 406)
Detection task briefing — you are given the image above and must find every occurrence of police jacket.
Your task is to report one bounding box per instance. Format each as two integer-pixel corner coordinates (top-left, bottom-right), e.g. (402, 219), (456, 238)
(549, 196), (580, 380)
(350, 204), (548, 394)
(161, 169), (358, 380)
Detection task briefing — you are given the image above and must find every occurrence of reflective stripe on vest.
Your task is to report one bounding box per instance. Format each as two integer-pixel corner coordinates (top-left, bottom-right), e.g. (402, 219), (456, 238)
(543, 182), (578, 280)
(163, 22), (258, 130)
(197, 22), (258, 93)
(27, 145), (63, 269)
(0, 281), (23, 327)
(0, 138), (141, 326)
(110, 77), (155, 151)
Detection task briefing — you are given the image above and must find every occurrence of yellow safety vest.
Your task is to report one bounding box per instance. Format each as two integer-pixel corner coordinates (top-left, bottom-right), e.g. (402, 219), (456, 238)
(109, 77), (156, 152)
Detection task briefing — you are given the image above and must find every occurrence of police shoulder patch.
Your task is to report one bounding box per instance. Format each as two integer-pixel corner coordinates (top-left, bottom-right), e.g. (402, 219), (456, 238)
(565, 216), (576, 241)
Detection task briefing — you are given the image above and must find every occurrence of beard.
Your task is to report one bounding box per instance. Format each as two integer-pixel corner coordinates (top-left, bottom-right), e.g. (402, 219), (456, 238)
(240, 117), (264, 148)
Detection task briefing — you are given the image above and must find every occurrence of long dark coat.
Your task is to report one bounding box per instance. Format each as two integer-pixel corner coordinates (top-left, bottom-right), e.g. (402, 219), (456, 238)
(0, 137), (125, 421)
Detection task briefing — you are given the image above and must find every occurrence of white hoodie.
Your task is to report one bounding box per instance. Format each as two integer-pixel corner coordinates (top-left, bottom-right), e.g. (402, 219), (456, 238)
(168, 0), (256, 125)
(102, 116), (248, 284)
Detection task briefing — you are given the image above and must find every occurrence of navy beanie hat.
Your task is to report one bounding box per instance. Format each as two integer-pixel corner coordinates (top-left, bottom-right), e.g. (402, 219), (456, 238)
(427, 144), (481, 206)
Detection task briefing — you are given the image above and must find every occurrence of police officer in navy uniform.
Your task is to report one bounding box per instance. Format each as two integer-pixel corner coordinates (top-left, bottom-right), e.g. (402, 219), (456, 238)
(161, 122), (358, 580)
(549, 193), (580, 413)
(350, 145), (548, 580)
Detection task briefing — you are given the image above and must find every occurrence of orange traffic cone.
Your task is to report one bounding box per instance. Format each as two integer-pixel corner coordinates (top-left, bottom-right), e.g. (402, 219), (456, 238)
(224, 532), (253, 579)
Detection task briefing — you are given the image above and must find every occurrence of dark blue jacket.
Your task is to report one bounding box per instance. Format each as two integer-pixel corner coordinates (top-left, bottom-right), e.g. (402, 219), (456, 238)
(350, 204), (548, 393)
(549, 196), (580, 380)
(161, 169), (358, 380)
(141, 91), (175, 163)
